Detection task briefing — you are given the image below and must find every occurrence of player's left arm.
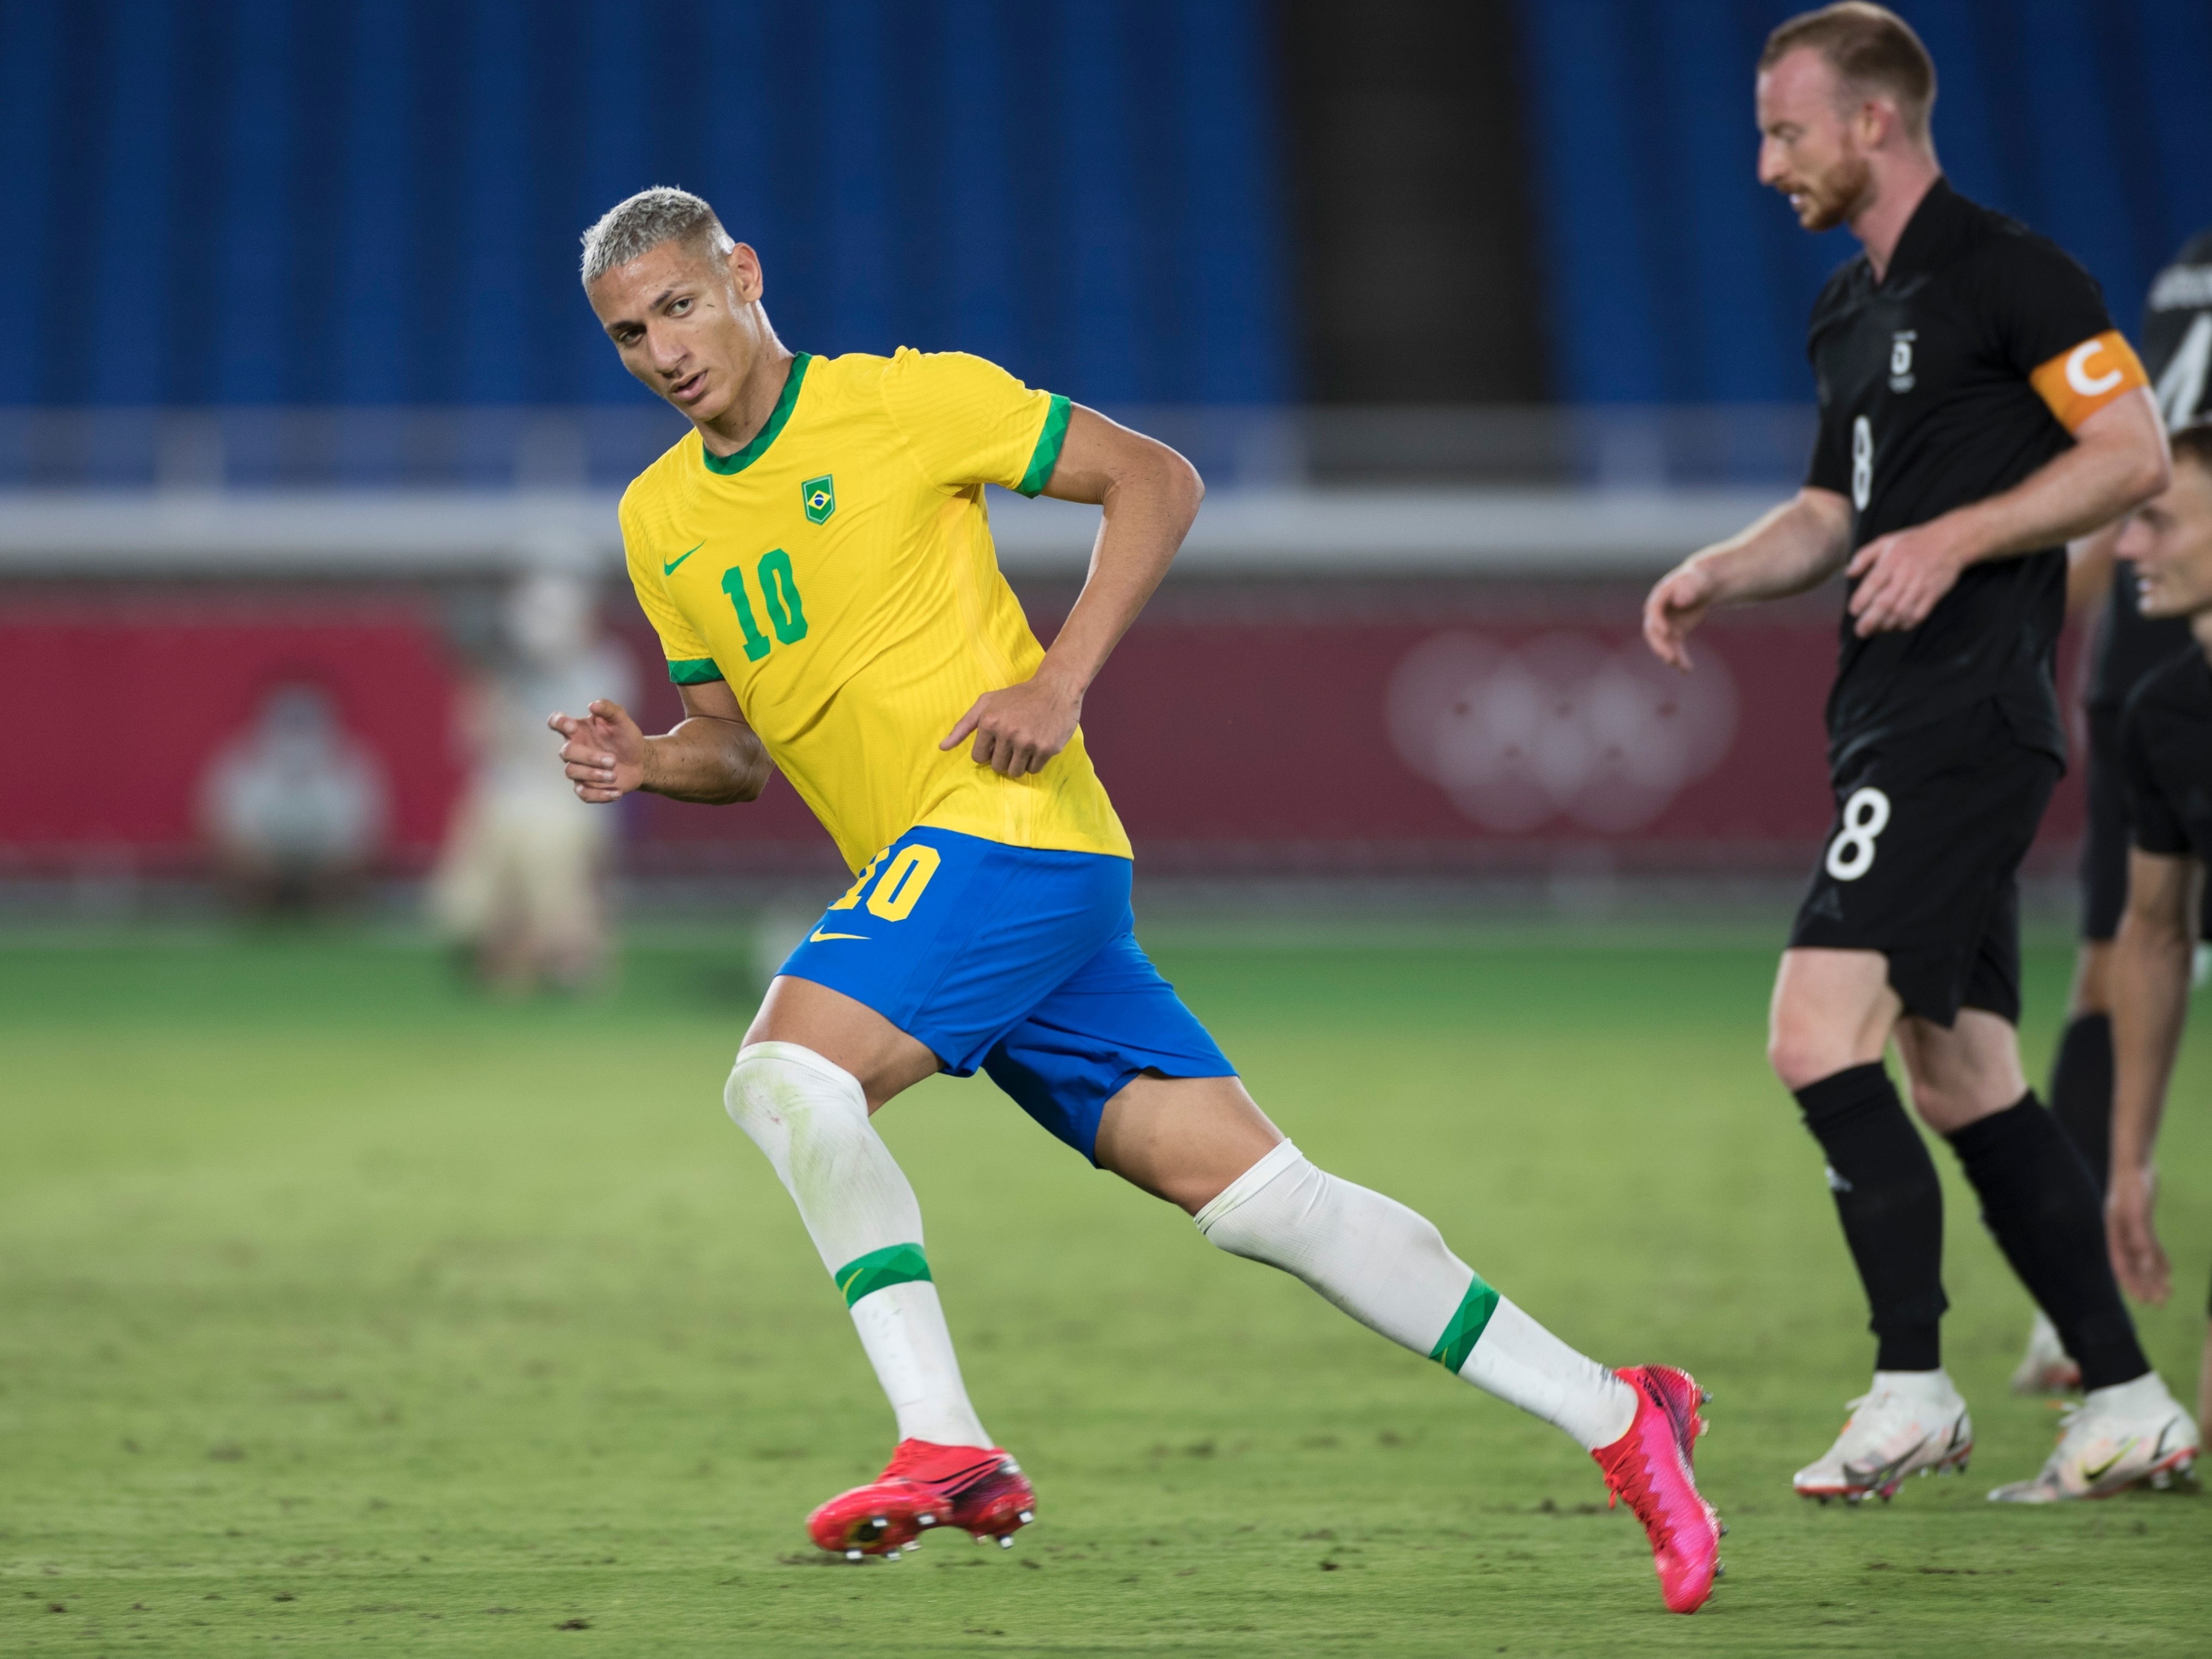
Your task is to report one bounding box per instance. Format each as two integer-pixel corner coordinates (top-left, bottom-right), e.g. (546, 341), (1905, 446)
(1847, 385), (2169, 635)
(941, 407), (1202, 776)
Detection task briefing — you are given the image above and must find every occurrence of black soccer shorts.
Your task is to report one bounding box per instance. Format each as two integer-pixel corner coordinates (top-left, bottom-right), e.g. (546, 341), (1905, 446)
(1789, 700), (2059, 1027)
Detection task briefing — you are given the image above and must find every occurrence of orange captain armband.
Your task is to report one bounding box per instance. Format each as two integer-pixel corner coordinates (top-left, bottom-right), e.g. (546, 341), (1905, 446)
(2029, 329), (2149, 431)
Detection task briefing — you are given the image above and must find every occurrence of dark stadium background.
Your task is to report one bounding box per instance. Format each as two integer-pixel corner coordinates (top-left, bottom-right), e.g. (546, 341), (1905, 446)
(5, 0), (2205, 901)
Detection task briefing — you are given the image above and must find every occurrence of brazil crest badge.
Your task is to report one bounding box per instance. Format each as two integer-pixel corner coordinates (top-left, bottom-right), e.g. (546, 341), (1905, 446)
(801, 475), (837, 524)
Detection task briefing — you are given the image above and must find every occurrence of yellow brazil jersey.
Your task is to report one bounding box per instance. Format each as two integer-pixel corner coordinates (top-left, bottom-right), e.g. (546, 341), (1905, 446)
(618, 348), (1131, 873)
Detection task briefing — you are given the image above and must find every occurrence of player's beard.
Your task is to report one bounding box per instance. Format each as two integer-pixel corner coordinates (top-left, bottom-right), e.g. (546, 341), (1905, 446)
(1791, 147), (1872, 234)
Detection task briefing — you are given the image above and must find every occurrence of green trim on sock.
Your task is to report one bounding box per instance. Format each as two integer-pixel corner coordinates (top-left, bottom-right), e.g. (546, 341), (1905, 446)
(834, 1242), (932, 1307)
(1429, 1276), (1501, 1374)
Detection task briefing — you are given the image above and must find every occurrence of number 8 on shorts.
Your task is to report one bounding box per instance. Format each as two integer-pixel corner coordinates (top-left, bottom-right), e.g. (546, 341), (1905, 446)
(1824, 786), (1891, 882)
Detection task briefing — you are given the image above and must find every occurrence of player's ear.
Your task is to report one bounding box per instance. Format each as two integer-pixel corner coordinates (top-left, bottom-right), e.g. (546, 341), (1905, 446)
(727, 241), (763, 304)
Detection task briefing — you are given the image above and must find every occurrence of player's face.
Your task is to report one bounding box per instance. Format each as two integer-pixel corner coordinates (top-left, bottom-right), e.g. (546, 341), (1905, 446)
(1756, 50), (1872, 233)
(2123, 462), (2212, 619)
(587, 239), (765, 424)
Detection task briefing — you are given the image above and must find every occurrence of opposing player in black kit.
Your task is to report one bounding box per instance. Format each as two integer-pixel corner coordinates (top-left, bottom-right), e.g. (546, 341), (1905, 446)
(1643, 3), (2196, 1503)
(2099, 421), (2212, 1461)
(2014, 230), (2212, 1395)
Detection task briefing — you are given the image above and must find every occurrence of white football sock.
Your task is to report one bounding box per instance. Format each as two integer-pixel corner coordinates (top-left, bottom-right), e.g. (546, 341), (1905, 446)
(1194, 1140), (1636, 1450)
(725, 1041), (990, 1450)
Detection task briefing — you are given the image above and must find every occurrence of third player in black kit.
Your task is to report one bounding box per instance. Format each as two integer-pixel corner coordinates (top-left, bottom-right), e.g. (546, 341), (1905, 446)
(1645, 3), (2195, 1505)
(2101, 424), (2212, 1455)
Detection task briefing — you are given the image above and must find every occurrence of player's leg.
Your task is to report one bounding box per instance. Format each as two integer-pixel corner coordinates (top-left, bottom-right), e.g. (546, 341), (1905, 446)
(1895, 1005), (2141, 1391)
(730, 831), (1163, 1555)
(984, 927), (1717, 1613)
(1768, 949), (1948, 1379)
(1090, 1069), (1720, 1613)
(730, 975), (987, 1429)
(724, 975), (1039, 1554)
(1894, 1006), (2197, 1498)
(1767, 946), (1974, 1498)
(1095, 1072), (1636, 1445)
(2015, 941), (2109, 1392)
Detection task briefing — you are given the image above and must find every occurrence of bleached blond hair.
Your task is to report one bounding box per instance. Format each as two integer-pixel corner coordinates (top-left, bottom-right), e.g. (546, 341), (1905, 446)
(579, 186), (735, 287)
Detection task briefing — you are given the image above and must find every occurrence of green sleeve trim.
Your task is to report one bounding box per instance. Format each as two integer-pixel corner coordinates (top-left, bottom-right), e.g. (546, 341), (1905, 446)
(1015, 393), (1072, 497)
(667, 657), (725, 685)
(835, 1242), (932, 1307)
(700, 352), (812, 475)
(1428, 1276), (1501, 1375)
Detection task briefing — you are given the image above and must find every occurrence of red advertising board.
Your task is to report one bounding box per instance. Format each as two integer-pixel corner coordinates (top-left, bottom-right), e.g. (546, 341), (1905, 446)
(1, 582), (2084, 877)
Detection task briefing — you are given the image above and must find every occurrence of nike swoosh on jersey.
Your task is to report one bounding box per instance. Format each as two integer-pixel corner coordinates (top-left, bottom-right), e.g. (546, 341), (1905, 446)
(808, 930), (868, 942)
(663, 542), (703, 575)
(2080, 1438), (2140, 1483)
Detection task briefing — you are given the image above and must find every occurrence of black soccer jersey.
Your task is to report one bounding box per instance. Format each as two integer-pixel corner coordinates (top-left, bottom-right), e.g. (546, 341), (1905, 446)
(2120, 643), (2212, 862)
(1805, 179), (2127, 764)
(2087, 229), (2212, 714)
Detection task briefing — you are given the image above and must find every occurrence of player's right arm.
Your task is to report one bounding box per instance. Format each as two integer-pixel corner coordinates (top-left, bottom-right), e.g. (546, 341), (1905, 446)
(1642, 486), (1852, 671)
(554, 490), (773, 805)
(551, 680), (771, 805)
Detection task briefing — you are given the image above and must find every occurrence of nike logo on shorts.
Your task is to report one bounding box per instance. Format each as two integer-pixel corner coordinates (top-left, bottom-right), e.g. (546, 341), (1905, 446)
(809, 929), (868, 942)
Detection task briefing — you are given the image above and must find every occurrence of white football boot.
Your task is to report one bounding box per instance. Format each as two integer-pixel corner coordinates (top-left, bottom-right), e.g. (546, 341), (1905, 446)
(1794, 1370), (1974, 1503)
(1987, 1372), (2199, 1503)
(2008, 1311), (2082, 1396)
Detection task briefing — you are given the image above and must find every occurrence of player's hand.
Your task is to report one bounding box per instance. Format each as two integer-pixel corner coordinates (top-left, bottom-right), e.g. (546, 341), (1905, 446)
(2106, 1164), (2171, 1306)
(1845, 520), (1971, 636)
(550, 699), (646, 803)
(940, 674), (1082, 777)
(1642, 560), (1719, 672)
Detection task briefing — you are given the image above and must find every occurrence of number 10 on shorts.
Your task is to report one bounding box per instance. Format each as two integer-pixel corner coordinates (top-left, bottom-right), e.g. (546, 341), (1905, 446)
(829, 844), (944, 921)
(1824, 787), (1890, 882)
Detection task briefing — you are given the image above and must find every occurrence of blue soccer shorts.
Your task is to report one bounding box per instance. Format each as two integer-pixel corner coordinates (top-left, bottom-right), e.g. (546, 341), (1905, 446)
(774, 825), (1235, 1162)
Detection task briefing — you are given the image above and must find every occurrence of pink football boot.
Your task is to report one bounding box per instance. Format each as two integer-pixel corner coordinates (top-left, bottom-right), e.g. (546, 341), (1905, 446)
(807, 1439), (1035, 1560)
(1591, 1365), (1724, 1613)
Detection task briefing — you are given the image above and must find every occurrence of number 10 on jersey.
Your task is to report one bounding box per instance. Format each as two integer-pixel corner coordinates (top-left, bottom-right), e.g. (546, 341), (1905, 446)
(721, 550), (809, 662)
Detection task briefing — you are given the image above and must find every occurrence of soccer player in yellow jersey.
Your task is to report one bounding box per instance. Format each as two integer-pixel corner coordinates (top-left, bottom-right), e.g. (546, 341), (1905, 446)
(552, 188), (1721, 1613)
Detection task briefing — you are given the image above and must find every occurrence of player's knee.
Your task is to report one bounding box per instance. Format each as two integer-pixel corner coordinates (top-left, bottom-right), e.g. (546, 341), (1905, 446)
(1768, 1024), (1844, 1093)
(1191, 1140), (1315, 1260)
(723, 1040), (868, 1145)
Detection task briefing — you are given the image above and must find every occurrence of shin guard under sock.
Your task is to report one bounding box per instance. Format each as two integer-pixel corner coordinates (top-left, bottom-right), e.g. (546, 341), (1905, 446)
(2046, 1012), (2114, 1192)
(1947, 1094), (2149, 1391)
(1793, 1063), (1947, 1372)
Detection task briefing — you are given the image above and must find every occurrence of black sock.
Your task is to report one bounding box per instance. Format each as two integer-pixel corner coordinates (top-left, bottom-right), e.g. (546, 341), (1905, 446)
(1947, 1094), (2149, 1391)
(2047, 1012), (2113, 1191)
(1794, 1063), (1948, 1372)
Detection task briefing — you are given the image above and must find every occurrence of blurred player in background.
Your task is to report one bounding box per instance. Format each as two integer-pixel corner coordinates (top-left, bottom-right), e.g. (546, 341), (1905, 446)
(201, 681), (386, 914)
(1643, 3), (2196, 1503)
(2015, 230), (2212, 1393)
(551, 187), (1723, 1612)
(430, 570), (635, 992)
(2100, 421), (2212, 1453)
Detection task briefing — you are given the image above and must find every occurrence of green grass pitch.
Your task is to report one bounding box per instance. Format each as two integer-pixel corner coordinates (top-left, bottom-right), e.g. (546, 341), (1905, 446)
(2, 920), (2207, 1656)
